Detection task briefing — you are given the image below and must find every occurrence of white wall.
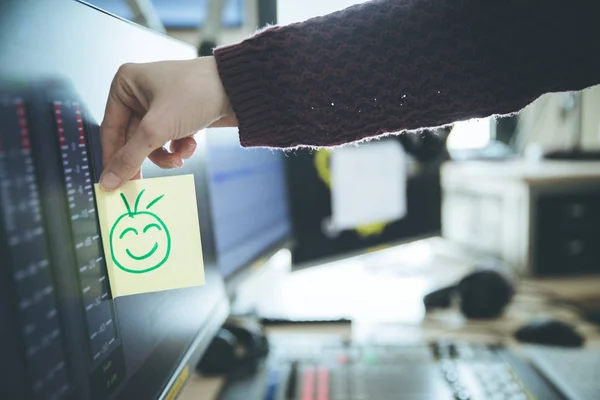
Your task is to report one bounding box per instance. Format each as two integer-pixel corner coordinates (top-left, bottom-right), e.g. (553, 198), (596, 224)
(515, 86), (600, 152)
(168, 0), (258, 46)
(168, 0), (366, 45)
(277, 0), (366, 25)
(581, 86), (600, 150)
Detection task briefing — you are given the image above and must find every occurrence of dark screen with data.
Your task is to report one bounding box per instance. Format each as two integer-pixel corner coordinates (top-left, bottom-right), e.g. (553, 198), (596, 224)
(0, 1), (228, 399)
(204, 128), (291, 278)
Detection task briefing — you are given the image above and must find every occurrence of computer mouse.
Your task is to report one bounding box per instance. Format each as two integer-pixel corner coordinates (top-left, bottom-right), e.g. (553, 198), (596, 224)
(514, 318), (584, 347)
(197, 317), (269, 377)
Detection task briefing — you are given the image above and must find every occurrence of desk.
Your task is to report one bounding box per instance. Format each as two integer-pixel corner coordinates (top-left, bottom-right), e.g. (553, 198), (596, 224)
(179, 325), (352, 400)
(179, 243), (600, 400)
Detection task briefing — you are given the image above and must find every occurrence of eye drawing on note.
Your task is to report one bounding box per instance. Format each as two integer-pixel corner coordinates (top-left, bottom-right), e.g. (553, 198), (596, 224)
(109, 189), (171, 274)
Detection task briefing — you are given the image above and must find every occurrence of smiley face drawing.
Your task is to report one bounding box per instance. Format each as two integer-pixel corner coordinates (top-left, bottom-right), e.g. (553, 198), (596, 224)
(109, 190), (171, 274)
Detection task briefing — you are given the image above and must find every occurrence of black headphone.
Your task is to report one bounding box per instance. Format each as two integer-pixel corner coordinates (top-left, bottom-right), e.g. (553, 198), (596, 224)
(423, 258), (515, 319)
(197, 317), (269, 378)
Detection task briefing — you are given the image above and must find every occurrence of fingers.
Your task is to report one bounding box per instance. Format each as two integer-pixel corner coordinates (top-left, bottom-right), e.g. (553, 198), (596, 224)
(100, 83), (131, 168)
(124, 115), (145, 179)
(99, 117), (162, 191)
(148, 147), (184, 169)
(209, 114), (238, 128)
(146, 136), (195, 169)
(170, 137), (197, 159)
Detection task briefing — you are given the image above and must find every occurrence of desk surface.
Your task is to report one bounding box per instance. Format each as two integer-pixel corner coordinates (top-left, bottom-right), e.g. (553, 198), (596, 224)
(179, 244), (600, 400)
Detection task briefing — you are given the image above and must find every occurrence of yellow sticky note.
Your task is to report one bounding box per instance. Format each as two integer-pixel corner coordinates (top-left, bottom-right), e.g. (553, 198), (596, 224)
(94, 174), (205, 297)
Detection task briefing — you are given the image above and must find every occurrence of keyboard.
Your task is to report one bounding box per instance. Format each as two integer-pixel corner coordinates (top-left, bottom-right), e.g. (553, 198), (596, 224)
(525, 346), (600, 400)
(217, 339), (563, 400)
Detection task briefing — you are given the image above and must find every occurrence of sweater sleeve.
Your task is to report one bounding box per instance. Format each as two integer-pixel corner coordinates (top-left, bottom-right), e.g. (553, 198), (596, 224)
(213, 0), (600, 148)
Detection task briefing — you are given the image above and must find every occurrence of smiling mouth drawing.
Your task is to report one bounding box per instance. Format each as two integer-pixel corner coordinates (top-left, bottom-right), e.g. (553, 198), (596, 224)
(125, 242), (158, 260)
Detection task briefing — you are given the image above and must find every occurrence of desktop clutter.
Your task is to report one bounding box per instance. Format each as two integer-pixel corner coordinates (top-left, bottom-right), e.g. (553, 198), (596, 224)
(200, 253), (589, 381)
(189, 155), (600, 400)
(198, 317), (270, 378)
(191, 154), (600, 399)
(193, 240), (597, 400)
(423, 257), (585, 348)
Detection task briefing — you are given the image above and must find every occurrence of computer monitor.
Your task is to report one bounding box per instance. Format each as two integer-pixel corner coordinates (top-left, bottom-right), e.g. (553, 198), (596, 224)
(285, 133), (447, 267)
(0, 1), (229, 399)
(201, 128), (292, 295)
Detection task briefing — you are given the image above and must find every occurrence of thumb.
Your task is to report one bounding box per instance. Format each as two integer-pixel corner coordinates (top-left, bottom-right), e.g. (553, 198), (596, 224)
(99, 117), (162, 191)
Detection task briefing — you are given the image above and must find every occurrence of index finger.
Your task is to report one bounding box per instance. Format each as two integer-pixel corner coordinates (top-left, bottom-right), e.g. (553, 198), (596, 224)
(100, 89), (131, 168)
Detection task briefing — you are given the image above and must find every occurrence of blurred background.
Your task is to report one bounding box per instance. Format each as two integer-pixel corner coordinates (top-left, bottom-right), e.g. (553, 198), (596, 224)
(3, 1), (600, 399)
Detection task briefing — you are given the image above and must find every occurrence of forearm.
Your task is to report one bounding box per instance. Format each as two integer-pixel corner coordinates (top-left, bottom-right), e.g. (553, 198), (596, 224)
(214, 0), (600, 148)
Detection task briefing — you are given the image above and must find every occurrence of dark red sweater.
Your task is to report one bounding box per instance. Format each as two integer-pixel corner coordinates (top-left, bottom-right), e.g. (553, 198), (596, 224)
(214, 0), (600, 148)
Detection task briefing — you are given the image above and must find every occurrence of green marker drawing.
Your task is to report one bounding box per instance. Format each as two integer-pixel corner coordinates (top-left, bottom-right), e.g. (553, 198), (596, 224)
(109, 190), (171, 274)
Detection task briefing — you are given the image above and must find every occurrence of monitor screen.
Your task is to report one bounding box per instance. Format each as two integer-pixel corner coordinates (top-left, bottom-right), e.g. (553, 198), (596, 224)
(285, 134), (444, 267)
(0, 1), (228, 399)
(204, 128), (291, 279)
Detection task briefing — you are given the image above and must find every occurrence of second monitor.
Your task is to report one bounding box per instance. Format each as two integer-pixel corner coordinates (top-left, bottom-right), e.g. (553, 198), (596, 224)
(203, 127), (292, 291)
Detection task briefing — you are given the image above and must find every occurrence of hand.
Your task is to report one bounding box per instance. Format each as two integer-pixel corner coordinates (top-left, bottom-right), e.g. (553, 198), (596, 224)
(99, 56), (236, 191)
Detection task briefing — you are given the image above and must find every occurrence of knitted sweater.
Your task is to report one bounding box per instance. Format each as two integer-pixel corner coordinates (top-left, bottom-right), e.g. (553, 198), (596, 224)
(214, 0), (600, 148)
